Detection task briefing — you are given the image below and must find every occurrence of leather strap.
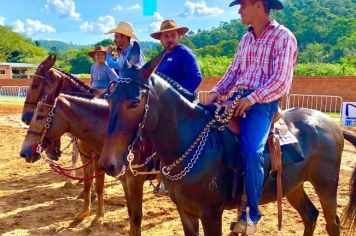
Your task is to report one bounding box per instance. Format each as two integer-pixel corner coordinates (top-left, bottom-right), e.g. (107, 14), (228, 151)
(267, 123), (283, 230)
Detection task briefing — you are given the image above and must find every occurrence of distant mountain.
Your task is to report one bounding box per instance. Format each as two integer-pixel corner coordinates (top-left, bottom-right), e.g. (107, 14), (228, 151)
(35, 38), (158, 54)
(34, 40), (90, 52)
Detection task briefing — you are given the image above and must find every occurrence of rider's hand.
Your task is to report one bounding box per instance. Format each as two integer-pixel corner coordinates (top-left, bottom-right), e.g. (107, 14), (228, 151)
(233, 97), (253, 117)
(204, 92), (221, 105)
(107, 45), (116, 53)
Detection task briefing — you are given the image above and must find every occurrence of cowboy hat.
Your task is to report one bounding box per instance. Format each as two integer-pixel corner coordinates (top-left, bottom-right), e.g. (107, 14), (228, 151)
(229, 0), (284, 10)
(88, 45), (107, 58)
(150, 19), (189, 40)
(105, 21), (138, 40)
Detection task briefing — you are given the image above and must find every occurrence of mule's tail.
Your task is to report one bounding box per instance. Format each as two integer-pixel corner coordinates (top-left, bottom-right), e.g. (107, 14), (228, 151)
(341, 165), (356, 235)
(342, 129), (356, 147)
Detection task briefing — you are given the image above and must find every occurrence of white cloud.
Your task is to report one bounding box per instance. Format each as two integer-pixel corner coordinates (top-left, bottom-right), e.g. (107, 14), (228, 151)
(113, 4), (123, 11)
(97, 15), (116, 33)
(180, 1), (224, 17)
(80, 21), (94, 31)
(45, 0), (81, 20)
(12, 19), (55, 35)
(128, 4), (141, 10)
(149, 12), (164, 32)
(13, 20), (25, 33)
(80, 15), (115, 34)
(0, 17), (5, 26)
(26, 19), (55, 35)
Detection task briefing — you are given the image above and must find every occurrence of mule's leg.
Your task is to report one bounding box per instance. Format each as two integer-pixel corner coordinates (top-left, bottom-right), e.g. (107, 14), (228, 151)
(200, 210), (223, 236)
(74, 157), (94, 222)
(311, 167), (340, 236)
(92, 155), (105, 224)
(286, 185), (319, 236)
(177, 208), (199, 236)
(124, 174), (146, 236)
(71, 140), (79, 178)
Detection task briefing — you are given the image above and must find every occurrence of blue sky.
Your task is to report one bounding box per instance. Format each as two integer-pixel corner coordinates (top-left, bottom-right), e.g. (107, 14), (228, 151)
(0, 0), (239, 44)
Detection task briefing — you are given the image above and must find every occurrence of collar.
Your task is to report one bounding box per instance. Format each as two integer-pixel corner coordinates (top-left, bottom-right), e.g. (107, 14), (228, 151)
(248, 20), (279, 32)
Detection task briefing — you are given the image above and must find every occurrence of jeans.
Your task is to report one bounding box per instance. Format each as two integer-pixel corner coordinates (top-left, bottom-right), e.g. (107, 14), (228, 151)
(230, 91), (279, 223)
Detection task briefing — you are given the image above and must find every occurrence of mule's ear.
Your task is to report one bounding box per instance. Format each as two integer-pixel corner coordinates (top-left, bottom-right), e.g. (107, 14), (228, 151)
(126, 41), (141, 66)
(141, 50), (165, 79)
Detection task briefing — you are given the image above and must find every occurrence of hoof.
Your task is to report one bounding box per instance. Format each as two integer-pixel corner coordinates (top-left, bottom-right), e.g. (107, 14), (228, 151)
(91, 215), (104, 226)
(74, 210), (91, 222)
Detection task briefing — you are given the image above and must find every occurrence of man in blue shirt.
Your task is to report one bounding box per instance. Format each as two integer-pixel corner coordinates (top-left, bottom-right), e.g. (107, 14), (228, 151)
(88, 45), (118, 94)
(105, 21), (146, 74)
(150, 19), (202, 93)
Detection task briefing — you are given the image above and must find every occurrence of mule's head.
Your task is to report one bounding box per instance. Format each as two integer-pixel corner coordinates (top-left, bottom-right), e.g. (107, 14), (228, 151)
(20, 77), (63, 163)
(99, 42), (164, 177)
(22, 55), (57, 124)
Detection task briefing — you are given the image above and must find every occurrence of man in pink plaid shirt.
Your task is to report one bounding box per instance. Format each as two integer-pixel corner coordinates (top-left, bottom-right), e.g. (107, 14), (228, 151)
(205, 0), (297, 234)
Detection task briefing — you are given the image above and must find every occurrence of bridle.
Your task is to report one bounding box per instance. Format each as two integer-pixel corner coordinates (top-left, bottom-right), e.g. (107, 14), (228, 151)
(110, 77), (159, 177)
(24, 73), (48, 106)
(26, 98), (59, 154)
(27, 97), (105, 180)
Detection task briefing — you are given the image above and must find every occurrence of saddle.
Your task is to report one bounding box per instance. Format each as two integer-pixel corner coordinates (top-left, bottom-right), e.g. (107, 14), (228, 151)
(220, 100), (283, 230)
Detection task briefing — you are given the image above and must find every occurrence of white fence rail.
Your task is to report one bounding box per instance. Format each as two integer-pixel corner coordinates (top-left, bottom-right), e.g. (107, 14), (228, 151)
(1, 88), (343, 115)
(197, 91), (343, 115)
(287, 94), (343, 115)
(0, 86), (29, 98)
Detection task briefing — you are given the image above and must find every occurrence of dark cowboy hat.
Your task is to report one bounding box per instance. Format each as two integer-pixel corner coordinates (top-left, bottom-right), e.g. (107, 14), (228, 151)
(229, 0), (284, 10)
(150, 19), (189, 40)
(88, 45), (107, 58)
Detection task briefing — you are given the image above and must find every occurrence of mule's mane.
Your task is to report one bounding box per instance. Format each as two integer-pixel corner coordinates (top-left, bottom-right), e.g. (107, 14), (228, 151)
(154, 71), (197, 102)
(53, 67), (96, 95)
(59, 93), (108, 107)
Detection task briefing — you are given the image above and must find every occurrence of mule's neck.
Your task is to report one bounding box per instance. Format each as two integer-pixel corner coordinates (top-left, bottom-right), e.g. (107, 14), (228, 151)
(61, 75), (93, 95)
(149, 80), (208, 166)
(52, 95), (109, 153)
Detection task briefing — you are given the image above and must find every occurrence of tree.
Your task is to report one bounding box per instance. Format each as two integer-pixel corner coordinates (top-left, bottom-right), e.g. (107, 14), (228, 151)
(68, 49), (92, 74)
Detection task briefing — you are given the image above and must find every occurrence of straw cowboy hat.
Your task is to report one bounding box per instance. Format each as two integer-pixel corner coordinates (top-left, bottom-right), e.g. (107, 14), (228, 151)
(150, 19), (189, 40)
(88, 45), (107, 58)
(229, 0), (284, 9)
(105, 21), (138, 40)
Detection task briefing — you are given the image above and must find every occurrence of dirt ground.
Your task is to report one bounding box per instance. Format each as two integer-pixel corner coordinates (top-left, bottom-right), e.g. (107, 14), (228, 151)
(0, 103), (355, 236)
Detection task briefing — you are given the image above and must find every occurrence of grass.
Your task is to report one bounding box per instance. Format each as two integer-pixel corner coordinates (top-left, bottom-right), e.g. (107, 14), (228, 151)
(326, 112), (341, 118)
(0, 96), (25, 106)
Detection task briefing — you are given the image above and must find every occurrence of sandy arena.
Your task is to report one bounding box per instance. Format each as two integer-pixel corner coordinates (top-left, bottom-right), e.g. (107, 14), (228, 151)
(0, 103), (355, 236)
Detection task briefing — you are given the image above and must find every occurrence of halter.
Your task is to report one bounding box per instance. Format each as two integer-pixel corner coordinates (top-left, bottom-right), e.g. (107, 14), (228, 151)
(24, 73), (49, 106)
(28, 97), (105, 180)
(34, 98), (59, 153)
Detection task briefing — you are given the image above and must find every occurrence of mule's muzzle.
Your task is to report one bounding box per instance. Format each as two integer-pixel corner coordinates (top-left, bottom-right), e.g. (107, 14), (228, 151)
(21, 112), (34, 125)
(103, 162), (117, 177)
(20, 143), (41, 163)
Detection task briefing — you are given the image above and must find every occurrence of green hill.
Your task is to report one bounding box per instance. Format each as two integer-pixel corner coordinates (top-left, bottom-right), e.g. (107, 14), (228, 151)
(0, 25), (47, 63)
(180, 0), (356, 64)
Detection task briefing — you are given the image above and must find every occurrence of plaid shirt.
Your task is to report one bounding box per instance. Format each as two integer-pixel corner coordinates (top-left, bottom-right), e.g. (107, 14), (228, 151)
(212, 20), (298, 104)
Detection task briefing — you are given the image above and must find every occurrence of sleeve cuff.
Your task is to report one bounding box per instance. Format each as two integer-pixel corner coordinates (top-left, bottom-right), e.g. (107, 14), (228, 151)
(246, 93), (258, 105)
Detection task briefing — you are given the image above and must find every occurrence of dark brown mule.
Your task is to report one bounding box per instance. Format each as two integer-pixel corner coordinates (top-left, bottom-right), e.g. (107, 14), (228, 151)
(20, 56), (158, 235)
(100, 42), (356, 236)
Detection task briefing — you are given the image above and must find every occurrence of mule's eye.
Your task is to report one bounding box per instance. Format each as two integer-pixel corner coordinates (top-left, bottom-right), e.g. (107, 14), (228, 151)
(128, 99), (140, 109)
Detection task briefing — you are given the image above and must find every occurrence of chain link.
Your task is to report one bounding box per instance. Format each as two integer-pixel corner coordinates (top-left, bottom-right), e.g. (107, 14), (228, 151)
(161, 90), (242, 181)
(162, 128), (210, 181)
